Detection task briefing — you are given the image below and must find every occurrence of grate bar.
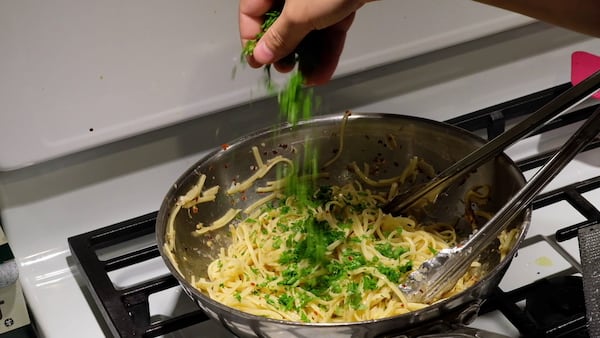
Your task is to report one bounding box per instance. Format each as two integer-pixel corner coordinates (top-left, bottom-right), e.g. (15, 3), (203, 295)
(69, 212), (210, 338)
(104, 246), (161, 272)
(121, 274), (179, 299)
(144, 310), (210, 338)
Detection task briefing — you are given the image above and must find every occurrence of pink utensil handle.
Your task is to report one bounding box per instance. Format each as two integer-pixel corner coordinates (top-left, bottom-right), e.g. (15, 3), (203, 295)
(572, 51), (600, 99)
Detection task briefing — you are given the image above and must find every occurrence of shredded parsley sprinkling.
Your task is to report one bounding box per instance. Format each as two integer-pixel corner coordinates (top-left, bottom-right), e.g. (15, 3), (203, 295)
(234, 10), (429, 321)
(242, 10), (320, 211)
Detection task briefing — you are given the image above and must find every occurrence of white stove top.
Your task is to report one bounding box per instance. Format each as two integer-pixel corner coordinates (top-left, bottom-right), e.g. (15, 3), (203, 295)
(1, 22), (599, 338)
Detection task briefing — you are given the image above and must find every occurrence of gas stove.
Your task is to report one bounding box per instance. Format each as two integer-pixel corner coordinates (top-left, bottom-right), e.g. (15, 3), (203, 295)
(0, 20), (599, 338)
(68, 83), (600, 337)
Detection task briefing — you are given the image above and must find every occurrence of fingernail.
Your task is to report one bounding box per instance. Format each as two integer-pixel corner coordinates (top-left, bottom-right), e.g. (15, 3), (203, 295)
(254, 40), (275, 63)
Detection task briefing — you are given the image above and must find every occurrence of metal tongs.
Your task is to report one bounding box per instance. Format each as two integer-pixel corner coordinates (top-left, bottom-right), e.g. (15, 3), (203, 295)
(384, 69), (600, 216)
(389, 71), (600, 304)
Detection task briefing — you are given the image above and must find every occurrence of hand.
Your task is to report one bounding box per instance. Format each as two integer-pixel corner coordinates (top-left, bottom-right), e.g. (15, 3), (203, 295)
(239, 0), (373, 85)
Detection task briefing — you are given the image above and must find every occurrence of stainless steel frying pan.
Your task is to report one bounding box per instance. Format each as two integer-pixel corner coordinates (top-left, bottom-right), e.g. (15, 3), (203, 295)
(156, 113), (530, 338)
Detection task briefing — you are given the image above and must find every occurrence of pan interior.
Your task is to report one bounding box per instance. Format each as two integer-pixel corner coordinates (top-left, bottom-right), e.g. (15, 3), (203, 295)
(157, 113), (527, 322)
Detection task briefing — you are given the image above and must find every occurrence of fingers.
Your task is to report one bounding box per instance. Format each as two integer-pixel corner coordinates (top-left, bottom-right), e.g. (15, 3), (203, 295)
(239, 0), (371, 84)
(252, 8), (312, 65)
(298, 13), (355, 86)
(273, 54), (297, 73)
(239, 0), (274, 67)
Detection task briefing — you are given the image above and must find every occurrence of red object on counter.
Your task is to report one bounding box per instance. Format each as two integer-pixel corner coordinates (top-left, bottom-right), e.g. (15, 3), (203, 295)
(572, 51), (600, 99)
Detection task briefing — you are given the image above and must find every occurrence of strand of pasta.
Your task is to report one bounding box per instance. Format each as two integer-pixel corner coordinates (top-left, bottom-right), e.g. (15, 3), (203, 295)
(227, 147), (294, 194)
(193, 208), (241, 236)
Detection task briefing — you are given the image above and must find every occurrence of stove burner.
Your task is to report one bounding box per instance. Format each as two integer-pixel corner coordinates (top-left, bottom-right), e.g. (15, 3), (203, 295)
(68, 84), (600, 337)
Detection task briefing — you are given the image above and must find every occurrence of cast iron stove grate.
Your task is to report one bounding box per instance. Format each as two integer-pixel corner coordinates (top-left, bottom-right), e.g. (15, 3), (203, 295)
(68, 83), (600, 338)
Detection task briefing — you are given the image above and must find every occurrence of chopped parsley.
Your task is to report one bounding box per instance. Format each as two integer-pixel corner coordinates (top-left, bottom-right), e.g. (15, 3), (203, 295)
(376, 261), (414, 283)
(272, 236), (283, 249)
(347, 282), (363, 310)
(278, 293), (296, 311)
(375, 243), (408, 259)
(341, 249), (367, 270)
(363, 275), (379, 291)
(241, 11), (280, 57)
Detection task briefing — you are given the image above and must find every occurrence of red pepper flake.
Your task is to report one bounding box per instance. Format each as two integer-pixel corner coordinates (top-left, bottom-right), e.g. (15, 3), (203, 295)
(221, 143), (229, 151)
(192, 206), (199, 214)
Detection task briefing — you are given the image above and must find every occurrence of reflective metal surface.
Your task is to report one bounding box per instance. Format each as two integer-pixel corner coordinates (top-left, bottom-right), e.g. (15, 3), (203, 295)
(156, 113), (531, 337)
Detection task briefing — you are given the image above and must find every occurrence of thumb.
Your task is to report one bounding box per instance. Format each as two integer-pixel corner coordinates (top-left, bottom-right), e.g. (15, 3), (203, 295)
(253, 13), (311, 65)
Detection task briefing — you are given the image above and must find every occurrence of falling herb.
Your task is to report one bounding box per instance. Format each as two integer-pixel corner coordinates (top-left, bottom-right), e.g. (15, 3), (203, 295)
(242, 10), (320, 210)
(242, 11), (328, 270)
(241, 10), (316, 127)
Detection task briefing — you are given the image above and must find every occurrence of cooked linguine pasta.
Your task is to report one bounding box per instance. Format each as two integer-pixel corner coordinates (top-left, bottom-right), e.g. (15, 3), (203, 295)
(165, 148), (519, 323)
